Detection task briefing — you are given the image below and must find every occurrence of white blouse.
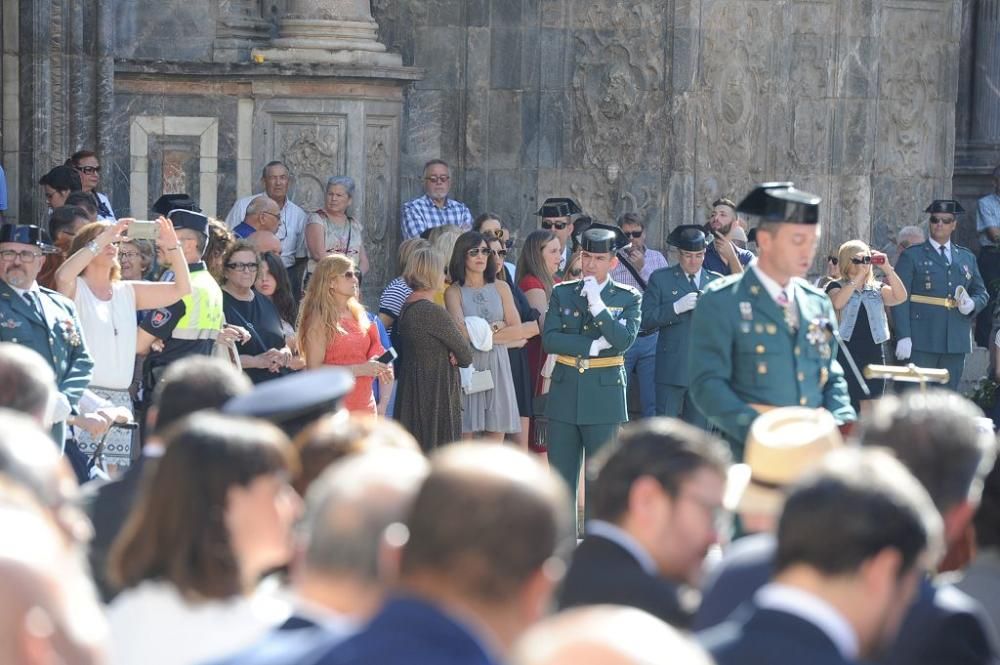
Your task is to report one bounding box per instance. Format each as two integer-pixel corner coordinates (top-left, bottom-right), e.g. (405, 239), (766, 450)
(74, 278), (137, 390)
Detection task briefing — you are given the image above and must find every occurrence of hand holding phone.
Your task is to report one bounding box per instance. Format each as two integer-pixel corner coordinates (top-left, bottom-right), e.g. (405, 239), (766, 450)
(376, 348), (398, 364)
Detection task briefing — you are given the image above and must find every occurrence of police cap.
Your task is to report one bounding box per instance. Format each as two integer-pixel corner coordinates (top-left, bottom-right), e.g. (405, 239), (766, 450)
(536, 197), (582, 218)
(0, 224), (57, 254)
(152, 193), (201, 216)
(924, 199), (965, 215)
(168, 209), (210, 236)
(667, 225), (710, 252)
(736, 182), (821, 225)
(579, 222), (631, 254)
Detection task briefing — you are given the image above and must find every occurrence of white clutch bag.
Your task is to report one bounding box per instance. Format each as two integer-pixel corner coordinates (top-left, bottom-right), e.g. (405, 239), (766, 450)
(462, 369), (495, 395)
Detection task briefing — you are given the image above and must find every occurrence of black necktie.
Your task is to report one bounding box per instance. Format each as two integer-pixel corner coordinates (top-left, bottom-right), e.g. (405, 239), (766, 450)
(940, 245), (949, 264)
(688, 273), (697, 289)
(22, 292), (40, 318)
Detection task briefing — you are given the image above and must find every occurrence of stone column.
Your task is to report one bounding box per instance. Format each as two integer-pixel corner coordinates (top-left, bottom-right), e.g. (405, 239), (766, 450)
(972, 0), (1000, 142)
(253, 0), (401, 65)
(214, 0), (271, 62)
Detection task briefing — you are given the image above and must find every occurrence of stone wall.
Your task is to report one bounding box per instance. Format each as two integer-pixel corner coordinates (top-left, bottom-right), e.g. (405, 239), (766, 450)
(374, 0), (963, 264)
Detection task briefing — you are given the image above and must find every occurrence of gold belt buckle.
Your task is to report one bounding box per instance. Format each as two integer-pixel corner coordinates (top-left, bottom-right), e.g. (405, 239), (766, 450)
(577, 358), (590, 373)
(945, 297), (956, 310)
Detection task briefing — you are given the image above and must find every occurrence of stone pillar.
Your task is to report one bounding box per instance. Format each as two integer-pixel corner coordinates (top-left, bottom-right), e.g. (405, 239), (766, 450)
(253, 0), (401, 65)
(214, 0), (271, 62)
(971, 0), (1000, 142)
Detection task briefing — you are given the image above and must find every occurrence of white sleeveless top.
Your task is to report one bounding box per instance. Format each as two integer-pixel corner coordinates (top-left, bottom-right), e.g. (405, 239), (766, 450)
(74, 278), (137, 389)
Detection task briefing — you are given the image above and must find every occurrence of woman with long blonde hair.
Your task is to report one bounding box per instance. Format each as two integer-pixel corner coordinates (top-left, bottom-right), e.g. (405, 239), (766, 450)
(298, 254), (392, 414)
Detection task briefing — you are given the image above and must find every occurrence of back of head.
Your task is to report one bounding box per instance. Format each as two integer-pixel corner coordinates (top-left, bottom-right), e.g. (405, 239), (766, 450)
(859, 390), (996, 514)
(0, 410), (77, 528)
(150, 356), (253, 437)
(400, 444), (573, 603)
(249, 229), (282, 255)
(776, 448), (943, 578)
(48, 206), (90, 238)
(39, 165), (81, 192)
(302, 447), (429, 583)
(591, 418), (731, 524)
(0, 343), (56, 424)
(108, 412), (295, 598)
(63, 191), (98, 218)
(973, 457), (1000, 549)
(511, 605), (712, 665)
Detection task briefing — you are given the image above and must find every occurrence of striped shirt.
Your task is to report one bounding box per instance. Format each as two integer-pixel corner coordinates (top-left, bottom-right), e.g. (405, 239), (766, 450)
(610, 248), (669, 291)
(401, 194), (472, 239)
(378, 277), (413, 330)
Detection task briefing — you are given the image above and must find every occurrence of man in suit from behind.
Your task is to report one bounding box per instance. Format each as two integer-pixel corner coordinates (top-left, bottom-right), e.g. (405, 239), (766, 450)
(307, 444), (573, 665)
(701, 448), (943, 665)
(557, 418), (731, 628)
(83, 356), (252, 602)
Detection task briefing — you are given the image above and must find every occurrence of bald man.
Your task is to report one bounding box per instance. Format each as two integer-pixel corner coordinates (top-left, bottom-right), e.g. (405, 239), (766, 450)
(249, 229), (283, 256)
(511, 606), (712, 665)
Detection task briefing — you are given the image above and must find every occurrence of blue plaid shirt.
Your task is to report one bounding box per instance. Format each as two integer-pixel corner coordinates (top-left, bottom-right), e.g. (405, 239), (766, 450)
(401, 194), (473, 239)
(977, 193), (1000, 247)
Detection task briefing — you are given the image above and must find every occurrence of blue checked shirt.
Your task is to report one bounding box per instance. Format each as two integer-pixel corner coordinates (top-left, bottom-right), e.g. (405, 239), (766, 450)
(401, 194), (473, 239)
(977, 193), (1000, 247)
(610, 248), (669, 290)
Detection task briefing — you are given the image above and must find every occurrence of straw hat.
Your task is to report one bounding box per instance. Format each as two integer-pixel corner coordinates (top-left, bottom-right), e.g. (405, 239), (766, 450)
(727, 407), (844, 516)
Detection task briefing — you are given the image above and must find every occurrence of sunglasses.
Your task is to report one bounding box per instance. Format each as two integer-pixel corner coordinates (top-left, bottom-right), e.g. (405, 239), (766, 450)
(467, 247), (492, 257)
(827, 256), (838, 265)
(850, 255), (873, 265)
(483, 228), (504, 238)
(542, 221), (568, 230)
(75, 165), (101, 175)
(930, 216), (955, 225)
(226, 262), (259, 272)
(625, 230), (643, 238)
(425, 175), (450, 184)
(492, 249), (508, 257)
(340, 270), (360, 279)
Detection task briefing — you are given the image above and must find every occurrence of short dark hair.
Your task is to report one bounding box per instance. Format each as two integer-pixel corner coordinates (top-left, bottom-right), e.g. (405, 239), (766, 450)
(38, 165), (81, 193)
(590, 418), (731, 523)
(108, 413), (296, 598)
(712, 198), (737, 210)
(48, 206), (89, 238)
(617, 212), (644, 229)
(400, 445), (572, 602)
(776, 448), (942, 579)
(860, 390), (996, 513)
(473, 212), (502, 233)
(68, 150), (98, 166)
(448, 231), (497, 287)
(974, 457), (1000, 548)
(151, 356), (252, 436)
(63, 191), (98, 217)
(423, 159), (449, 173)
(261, 160), (288, 179)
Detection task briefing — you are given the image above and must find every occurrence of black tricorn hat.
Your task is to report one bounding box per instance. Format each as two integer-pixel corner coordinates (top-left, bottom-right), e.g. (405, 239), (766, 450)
(925, 199), (965, 215)
(537, 197), (582, 218)
(167, 209), (210, 236)
(667, 225), (710, 252)
(223, 367), (355, 439)
(736, 182), (820, 225)
(580, 222), (631, 254)
(0, 224), (57, 254)
(152, 193), (201, 216)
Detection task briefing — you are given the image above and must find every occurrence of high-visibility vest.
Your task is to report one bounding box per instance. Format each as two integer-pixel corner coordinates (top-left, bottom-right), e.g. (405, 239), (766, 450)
(171, 268), (223, 340)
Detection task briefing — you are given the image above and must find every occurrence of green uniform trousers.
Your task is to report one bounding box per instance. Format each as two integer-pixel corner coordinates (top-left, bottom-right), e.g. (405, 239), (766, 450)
(908, 351), (965, 392)
(547, 419), (619, 528)
(655, 385), (709, 429)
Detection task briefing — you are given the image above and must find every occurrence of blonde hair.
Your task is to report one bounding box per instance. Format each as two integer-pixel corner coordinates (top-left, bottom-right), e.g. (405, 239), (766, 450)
(403, 245), (445, 292)
(297, 254), (368, 360)
(837, 240), (876, 287)
(398, 237), (429, 269)
(428, 225), (463, 276)
(70, 222), (121, 281)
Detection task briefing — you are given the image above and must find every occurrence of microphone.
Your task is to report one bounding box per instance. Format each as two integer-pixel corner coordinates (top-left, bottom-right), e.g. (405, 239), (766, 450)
(821, 320), (870, 397)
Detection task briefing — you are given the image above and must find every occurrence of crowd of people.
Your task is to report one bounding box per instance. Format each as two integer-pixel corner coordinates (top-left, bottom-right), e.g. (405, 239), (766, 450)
(0, 151), (999, 665)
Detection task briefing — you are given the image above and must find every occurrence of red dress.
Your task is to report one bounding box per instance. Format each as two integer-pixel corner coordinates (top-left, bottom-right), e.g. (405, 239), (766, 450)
(323, 315), (385, 414)
(518, 274), (560, 395)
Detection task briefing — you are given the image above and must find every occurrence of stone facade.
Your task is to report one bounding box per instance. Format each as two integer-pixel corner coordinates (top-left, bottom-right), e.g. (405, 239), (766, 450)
(0, 0), (980, 284)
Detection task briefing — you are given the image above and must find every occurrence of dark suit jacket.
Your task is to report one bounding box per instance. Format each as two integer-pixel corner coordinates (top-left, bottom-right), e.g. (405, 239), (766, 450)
(310, 596), (500, 665)
(700, 607), (854, 665)
(694, 532), (775, 630)
(693, 534), (1000, 665)
(556, 533), (690, 628)
(82, 454), (156, 602)
(205, 625), (337, 665)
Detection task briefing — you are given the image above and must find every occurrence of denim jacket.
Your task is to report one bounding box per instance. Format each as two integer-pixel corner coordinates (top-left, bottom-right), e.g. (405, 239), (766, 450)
(836, 281), (890, 344)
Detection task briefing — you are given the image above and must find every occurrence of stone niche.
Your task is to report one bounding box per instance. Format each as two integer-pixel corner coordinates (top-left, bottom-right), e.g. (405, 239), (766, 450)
(109, 61), (420, 303)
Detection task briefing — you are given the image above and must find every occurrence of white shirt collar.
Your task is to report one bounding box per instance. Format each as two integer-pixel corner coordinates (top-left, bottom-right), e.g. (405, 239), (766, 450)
(755, 583), (859, 660)
(683, 268), (703, 287)
(751, 264), (796, 306)
(585, 520), (658, 576)
(9, 281), (40, 298)
(928, 238), (951, 254)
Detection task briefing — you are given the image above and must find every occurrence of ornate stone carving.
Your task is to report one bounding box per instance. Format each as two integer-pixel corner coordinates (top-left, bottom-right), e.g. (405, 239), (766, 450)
(281, 129), (340, 212)
(364, 122), (391, 301)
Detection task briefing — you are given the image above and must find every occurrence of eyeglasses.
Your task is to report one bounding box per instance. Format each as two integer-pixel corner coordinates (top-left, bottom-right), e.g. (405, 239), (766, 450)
(850, 255), (874, 265)
(483, 228), (504, 238)
(467, 247), (491, 257)
(0, 250), (43, 262)
(827, 256), (838, 265)
(119, 251), (140, 260)
(225, 262), (259, 272)
(541, 221), (568, 230)
(75, 165), (101, 175)
(625, 230), (643, 238)
(491, 249), (508, 257)
(340, 270), (360, 280)
(930, 216), (955, 225)
(260, 210), (280, 220)
(425, 175), (450, 184)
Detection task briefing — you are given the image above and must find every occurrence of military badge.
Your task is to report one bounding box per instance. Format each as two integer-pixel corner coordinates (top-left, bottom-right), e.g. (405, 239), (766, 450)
(806, 318), (833, 349)
(0, 318), (21, 329)
(740, 302), (753, 320)
(150, 309), (172, 328)
(60, 318), (82, 347)
(964, 264), (972, 281)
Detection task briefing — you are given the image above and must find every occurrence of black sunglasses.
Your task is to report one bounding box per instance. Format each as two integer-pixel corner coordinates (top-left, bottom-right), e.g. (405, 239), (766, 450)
(625, 230), (643, 238)
(850, 255), (873, 265)
(491, 249), (508, 257)
(340, 270), (360, 279)
(930, 216), (955, 225)
(827, 256), (838, 265)
(467, 247), (492, 257)
(542, 221), (568, 230)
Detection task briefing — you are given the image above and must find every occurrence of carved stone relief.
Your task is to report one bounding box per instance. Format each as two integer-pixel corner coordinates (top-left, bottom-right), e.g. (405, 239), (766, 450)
(363, 121), (393, 302)
(271, 121), (346, 212)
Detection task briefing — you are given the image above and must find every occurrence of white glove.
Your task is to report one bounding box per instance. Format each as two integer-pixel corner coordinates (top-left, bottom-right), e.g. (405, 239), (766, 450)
(895, 337), (912, 361)
(50, 393), (72, 424)
(589, 336), (613, 356)
(673, 292), (699, 315)
(581, 277), (606, 316)
(957, 290), (975, 316)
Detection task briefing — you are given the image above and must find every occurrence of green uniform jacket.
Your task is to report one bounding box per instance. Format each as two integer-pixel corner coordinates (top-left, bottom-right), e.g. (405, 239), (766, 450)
(688, 269), (855, 447)
(641, 265), (723, 388)
(542, 279), (641, 425)
(893, 241), (988, 354)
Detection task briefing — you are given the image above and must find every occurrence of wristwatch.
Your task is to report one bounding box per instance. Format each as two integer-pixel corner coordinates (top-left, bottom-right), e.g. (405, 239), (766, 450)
(86, 240), (100, 255)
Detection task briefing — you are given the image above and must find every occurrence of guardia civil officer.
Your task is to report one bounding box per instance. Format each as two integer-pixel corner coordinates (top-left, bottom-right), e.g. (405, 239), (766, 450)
(542, 223), (641, 521)
(641, 225), (723, 427)
(893, 200), (988, 391)
(688, 183), (855, 458)
(0, 224), (93, 444)
(137, 205), (227, 399)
